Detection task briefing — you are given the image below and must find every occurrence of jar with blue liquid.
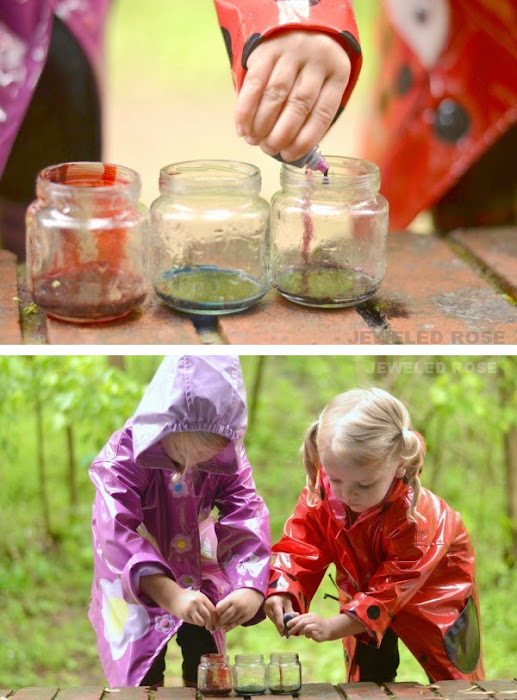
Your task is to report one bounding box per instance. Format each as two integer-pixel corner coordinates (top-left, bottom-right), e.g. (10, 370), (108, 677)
(151, 160), (270, 314)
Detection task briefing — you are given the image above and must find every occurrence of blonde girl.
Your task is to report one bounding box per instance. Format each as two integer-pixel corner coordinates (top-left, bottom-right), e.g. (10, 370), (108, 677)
(265, 388), (484, 682)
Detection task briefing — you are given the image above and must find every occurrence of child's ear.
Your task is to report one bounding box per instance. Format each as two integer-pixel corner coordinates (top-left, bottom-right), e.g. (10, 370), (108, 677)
(395, 463), (406, 479)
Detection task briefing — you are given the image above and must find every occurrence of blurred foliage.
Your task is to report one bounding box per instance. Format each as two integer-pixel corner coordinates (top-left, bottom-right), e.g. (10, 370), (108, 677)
(107, 0), (379, 94)
(0, 354), (516, 687)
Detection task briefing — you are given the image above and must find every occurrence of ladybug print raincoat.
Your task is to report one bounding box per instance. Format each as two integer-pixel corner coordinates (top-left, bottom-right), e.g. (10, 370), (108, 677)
(268, 470), (484, 682)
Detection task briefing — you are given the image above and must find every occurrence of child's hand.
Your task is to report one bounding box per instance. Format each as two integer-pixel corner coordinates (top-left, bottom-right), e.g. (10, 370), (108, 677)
(235, 31), (351, 163)
(170, 588), (218, 630)
(215, 588), (264, 632)
(140, 574), (218, 629)
(287, 612), (331, 642)
(264, 593), (297, 636)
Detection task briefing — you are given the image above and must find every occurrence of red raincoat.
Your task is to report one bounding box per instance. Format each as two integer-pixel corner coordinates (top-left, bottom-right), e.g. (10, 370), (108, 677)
(361, 0), (517, 230)
(268, 471), (484, 682)
(214, 0), (362, 117)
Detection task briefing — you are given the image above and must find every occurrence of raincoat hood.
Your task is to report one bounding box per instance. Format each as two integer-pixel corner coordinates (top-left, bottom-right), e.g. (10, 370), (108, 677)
(131, 355), (247, 472)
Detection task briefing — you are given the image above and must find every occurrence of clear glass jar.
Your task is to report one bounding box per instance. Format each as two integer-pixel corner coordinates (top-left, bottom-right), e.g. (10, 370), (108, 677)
(151, 160), (270, 315)
(26, 162), (149, 323)
(267, 653), (302, 694)
(271, 156), (388, 307)
(198, 653), (233, 696)
(233, 654), (267, 695)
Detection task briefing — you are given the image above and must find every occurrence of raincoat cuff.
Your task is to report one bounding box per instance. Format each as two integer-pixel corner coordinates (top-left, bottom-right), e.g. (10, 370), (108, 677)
(343, 594), (391, 645)
(267, 573), (308, 614)
(122, 553), (175, 607)
(213, 0), (362, 108)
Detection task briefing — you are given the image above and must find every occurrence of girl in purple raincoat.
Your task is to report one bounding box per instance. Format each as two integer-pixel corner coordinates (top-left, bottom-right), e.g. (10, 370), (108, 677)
(88, 355), (271, 688)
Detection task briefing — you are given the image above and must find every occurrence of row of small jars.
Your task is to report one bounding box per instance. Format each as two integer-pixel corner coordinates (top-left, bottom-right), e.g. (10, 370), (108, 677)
(25, 159), (388, 324)
(198, 652), (302, 696)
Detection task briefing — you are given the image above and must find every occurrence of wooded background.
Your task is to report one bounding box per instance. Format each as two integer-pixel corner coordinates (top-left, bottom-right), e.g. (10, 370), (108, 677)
(0, 355), (515, 687)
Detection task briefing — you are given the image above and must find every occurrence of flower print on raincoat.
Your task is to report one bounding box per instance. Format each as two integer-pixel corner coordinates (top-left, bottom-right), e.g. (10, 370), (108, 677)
(268, 467), (484, 682)
(89, 355), (271, 687)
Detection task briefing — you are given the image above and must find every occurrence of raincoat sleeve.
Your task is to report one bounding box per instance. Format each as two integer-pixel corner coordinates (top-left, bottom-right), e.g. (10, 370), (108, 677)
(213, 0), (362, 111)
(267, 487), (333, 613)
(343, 498), (464, 645)
(213, 443), (271, 603)
(90, 452), (175, 607)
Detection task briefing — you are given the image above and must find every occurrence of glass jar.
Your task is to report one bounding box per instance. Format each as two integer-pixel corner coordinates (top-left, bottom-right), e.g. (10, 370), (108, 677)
(198, 653), (233, 696)
(151, 160), (270, 315)
(26, 162), (149, 323)
(271, 156), (388, 307)
(267, 653), (302, 694)
(233, 654), (267, 695)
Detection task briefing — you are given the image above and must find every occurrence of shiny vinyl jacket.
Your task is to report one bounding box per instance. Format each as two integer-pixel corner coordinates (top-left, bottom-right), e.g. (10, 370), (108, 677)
(89, 356), (271, 687)
(0, 0), (361, 179)
(268, 471), (484, 681)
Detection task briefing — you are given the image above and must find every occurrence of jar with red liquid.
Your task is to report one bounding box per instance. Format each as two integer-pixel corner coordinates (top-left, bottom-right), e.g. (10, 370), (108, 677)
(26, 162), (149, 323)
(151, 160), (270, 315)
(271, 157), (388, 307)
(197, 653), (233, 696)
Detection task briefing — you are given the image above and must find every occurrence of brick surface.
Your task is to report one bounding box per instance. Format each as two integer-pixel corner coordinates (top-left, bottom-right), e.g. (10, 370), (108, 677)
(378, 233), (517, 345)
(155, 690), (196, 700)
(476, 680), (517, 700)
(46, 295), (200, 345)
(218, 290), (375, 345)
(0, 251), (22, 344)
(450, 228), (517, 297)
(10, 690), (58, 700)
(431, 680), (483, 700)
(385, 682), (437, 699)
(338, 682), (388, 700)
(300, 683), (343, 699)
(55, 690), (105, 700)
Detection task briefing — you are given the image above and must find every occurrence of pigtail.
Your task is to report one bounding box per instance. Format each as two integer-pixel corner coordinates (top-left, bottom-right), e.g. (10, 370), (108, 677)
(301, 421), (321, 506)
(399, 428), (425, 522)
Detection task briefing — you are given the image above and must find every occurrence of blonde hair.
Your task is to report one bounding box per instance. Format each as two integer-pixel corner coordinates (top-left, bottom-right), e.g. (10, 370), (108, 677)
(302, 388), (425, 522)
(163, 431), (230, 475)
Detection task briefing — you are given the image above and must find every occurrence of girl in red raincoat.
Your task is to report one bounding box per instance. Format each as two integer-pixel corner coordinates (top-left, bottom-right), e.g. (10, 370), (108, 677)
(265, 388), (484, 682)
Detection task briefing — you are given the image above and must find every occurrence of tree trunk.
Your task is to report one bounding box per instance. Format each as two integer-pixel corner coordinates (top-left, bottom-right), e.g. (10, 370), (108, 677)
(66, 421), (78, 518)
(108, 356), (125, 370)
(504, 424), (517, 565)
(33, 374), (52, 539)
(248, 356), (266, 435)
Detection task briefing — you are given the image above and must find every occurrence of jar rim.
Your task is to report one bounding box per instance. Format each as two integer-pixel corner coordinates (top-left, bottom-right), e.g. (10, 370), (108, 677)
(269, 653), (300, 662)
(37, 162), (141, 192)
(159, 159), (261, 192)
(235, 654), (265, 663)
(281, 155), (380, 190)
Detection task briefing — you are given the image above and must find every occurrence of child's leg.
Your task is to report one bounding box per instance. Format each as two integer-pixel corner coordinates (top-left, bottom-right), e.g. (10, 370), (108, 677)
(354, 627), (400, 682)
(140, 645), (167, 689)
(176, 622), (218, 686)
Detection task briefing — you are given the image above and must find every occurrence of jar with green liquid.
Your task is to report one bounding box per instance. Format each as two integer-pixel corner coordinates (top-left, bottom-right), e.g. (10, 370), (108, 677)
(151, 160), (270, 315)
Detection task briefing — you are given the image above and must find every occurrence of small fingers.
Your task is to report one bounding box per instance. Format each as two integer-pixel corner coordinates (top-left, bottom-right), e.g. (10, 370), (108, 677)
(235, 50), (278, 138)
(274, 76), (344, 162)
(258, 65), (325, 157)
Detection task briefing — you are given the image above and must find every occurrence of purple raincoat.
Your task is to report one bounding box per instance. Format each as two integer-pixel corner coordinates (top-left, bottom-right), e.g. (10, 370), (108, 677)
(88, 355), (271, 687)
(0, 0), (112, 175)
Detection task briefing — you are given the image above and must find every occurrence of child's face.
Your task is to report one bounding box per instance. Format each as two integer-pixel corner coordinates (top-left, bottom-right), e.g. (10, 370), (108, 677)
(321, 451), (405, 513)
(161, 434), (228, 470)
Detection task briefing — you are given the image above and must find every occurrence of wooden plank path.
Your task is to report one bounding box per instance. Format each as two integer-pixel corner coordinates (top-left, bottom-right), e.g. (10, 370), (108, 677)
(2, 682), (517, 700)
(1, 227), (516, 345)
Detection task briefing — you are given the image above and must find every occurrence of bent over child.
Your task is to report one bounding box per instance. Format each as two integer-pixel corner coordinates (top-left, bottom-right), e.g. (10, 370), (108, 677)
(265, 388), (483, 682)
(89, 355), (271, 687)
